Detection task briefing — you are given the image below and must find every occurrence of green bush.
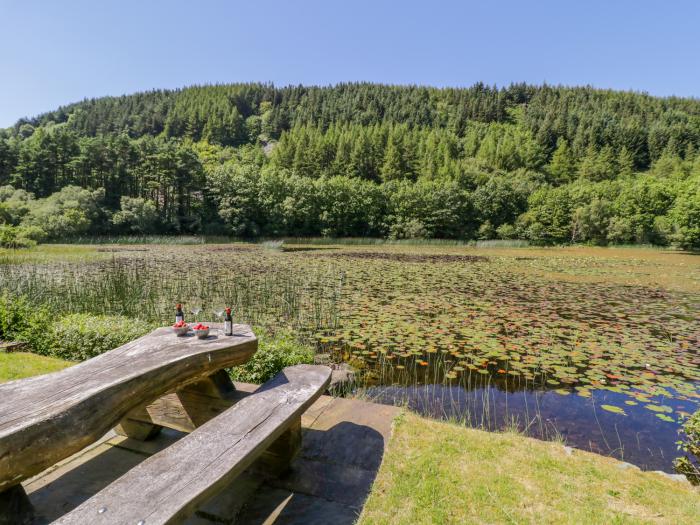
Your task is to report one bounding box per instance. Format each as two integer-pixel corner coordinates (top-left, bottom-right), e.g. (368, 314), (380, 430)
(0, 293), (52, 350)
(477, 220), (496, 240)
(17, 225), (47, 243)
(388, 219), (429, 240)
(0, 225), (44, 248)
(0, 295), (150, 360)
(229, 329), (314, 384)
(675, 410), (700, 485)
(22, 186), (104, 239)
(112, 196), (159, 233)
(0, 294), (142, 359)
(46, 313), (152, 361)
(496, 223), (517, 240)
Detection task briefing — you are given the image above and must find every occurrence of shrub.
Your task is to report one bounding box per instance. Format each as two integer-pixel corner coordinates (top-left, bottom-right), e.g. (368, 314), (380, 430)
(496, 223), (517, 240)
(0, 295), (151, 359)
(0, 225), (35, 248)
(112, 197), (159, 233)
(0, 225), (47, 248)
(16, 225), (47, 242)
(22, 186), (104, 239)
(606, 216), (634, 244)
(46, 313), (152, 361)
(477, 220), (496, 240)
(0, 292), (311, 383)
(229, 329), (314, 384)
(0, 186), (35, 225)
(675, 410), (700, 485)
(388, 219), (429, 240)
(0, 293), (52, 351)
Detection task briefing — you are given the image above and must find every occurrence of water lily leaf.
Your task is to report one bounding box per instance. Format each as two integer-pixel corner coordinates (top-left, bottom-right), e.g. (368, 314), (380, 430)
(655, 414), (675, 423)
(644, 404), (673, 413)
(601, 404), (627, 416)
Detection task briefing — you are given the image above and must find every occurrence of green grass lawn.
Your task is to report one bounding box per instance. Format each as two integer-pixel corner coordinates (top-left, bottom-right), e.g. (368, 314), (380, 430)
(0, 352), (73, 382)
(358, 412), (699, 525)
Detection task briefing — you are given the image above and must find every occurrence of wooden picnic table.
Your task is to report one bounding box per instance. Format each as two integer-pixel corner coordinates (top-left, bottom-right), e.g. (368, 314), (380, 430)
(0, 322), (258, 522)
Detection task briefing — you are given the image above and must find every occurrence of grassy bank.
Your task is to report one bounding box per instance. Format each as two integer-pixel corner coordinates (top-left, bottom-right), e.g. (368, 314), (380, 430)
(358, 413), (699, 525)
(0, 352), (72, 382)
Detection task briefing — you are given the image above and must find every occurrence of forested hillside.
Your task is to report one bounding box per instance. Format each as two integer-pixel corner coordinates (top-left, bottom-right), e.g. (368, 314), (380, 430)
(0, 82), (699, 247)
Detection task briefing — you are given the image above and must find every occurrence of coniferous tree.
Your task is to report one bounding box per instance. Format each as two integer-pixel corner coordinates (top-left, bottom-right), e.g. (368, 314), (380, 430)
(617, 147), (635, 178)
(381, 132), (406, 181)
(547, 138), (577, 183)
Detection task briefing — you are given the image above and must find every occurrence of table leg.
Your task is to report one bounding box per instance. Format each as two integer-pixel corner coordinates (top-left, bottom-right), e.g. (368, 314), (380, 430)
(114, 410), (163, 441)
(115, 370), (238, 436)
(255, 418), (302, 477)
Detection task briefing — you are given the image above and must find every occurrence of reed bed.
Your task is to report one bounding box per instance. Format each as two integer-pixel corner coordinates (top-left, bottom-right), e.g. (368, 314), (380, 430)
(49, 235), (212, 245)
(0, 249), (343, 339)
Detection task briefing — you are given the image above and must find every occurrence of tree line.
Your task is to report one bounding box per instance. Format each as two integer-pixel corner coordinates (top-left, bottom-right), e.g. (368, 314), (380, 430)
(0, 82), (698, 248)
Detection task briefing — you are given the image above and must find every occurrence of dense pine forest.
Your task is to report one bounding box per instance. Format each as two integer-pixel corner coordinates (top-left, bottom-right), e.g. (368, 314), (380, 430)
(0, 82), (699, 247)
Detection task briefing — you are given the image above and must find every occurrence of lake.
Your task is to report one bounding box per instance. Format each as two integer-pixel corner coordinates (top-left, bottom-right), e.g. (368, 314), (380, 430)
(1, 242), (698, 472)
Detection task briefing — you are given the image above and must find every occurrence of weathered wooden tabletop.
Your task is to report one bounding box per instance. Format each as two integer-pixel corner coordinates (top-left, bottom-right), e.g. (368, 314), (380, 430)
(0, 323), (257, 492)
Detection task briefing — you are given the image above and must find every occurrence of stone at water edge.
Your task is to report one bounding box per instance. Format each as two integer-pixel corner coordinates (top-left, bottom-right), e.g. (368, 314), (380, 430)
(650, 471), (691, 484)
(313, 354), (357, 394)
(329, 363), (356, 391)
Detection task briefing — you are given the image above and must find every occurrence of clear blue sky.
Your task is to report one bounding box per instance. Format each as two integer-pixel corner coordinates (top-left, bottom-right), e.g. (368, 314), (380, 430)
(1, 0), (698, 127)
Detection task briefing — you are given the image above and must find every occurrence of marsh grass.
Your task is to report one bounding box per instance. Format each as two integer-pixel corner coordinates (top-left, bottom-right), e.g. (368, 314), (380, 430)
(260, 240), (285, 251)
(0, 245), (105, 265)
(355, 365), (562, 444)
(0, 249), (343, 339)
(282, 237), (474, 246)
(284, 237), (532, 248)
(474, 239), (530, 248)
(50, 235), (211, 245)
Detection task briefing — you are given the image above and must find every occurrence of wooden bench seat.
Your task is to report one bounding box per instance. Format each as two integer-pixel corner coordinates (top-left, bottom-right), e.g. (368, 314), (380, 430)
(0, 325), (257, 503)
(54, 364), (331, 525)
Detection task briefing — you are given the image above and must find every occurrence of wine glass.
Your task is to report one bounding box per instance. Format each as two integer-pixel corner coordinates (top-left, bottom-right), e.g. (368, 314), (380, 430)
(190, 306), (202, 323)
(214, 309), (225, 335)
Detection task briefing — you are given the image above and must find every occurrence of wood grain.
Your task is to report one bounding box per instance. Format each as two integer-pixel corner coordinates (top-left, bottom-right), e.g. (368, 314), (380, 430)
(118, 370), (240, 435)
(0, 324), (257, 492)
(55, 364), (331, 525)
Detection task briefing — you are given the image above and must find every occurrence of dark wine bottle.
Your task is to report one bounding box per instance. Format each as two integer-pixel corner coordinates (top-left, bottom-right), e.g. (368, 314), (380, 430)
(224, 307), (233, 336)
(175, 303), (185, 324)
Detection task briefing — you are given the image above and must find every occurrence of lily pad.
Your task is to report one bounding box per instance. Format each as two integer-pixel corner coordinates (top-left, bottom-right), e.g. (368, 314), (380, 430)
(655, 414), (675, 423)
(644, 404), (673, 414)
(601, 405), (627, 416)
